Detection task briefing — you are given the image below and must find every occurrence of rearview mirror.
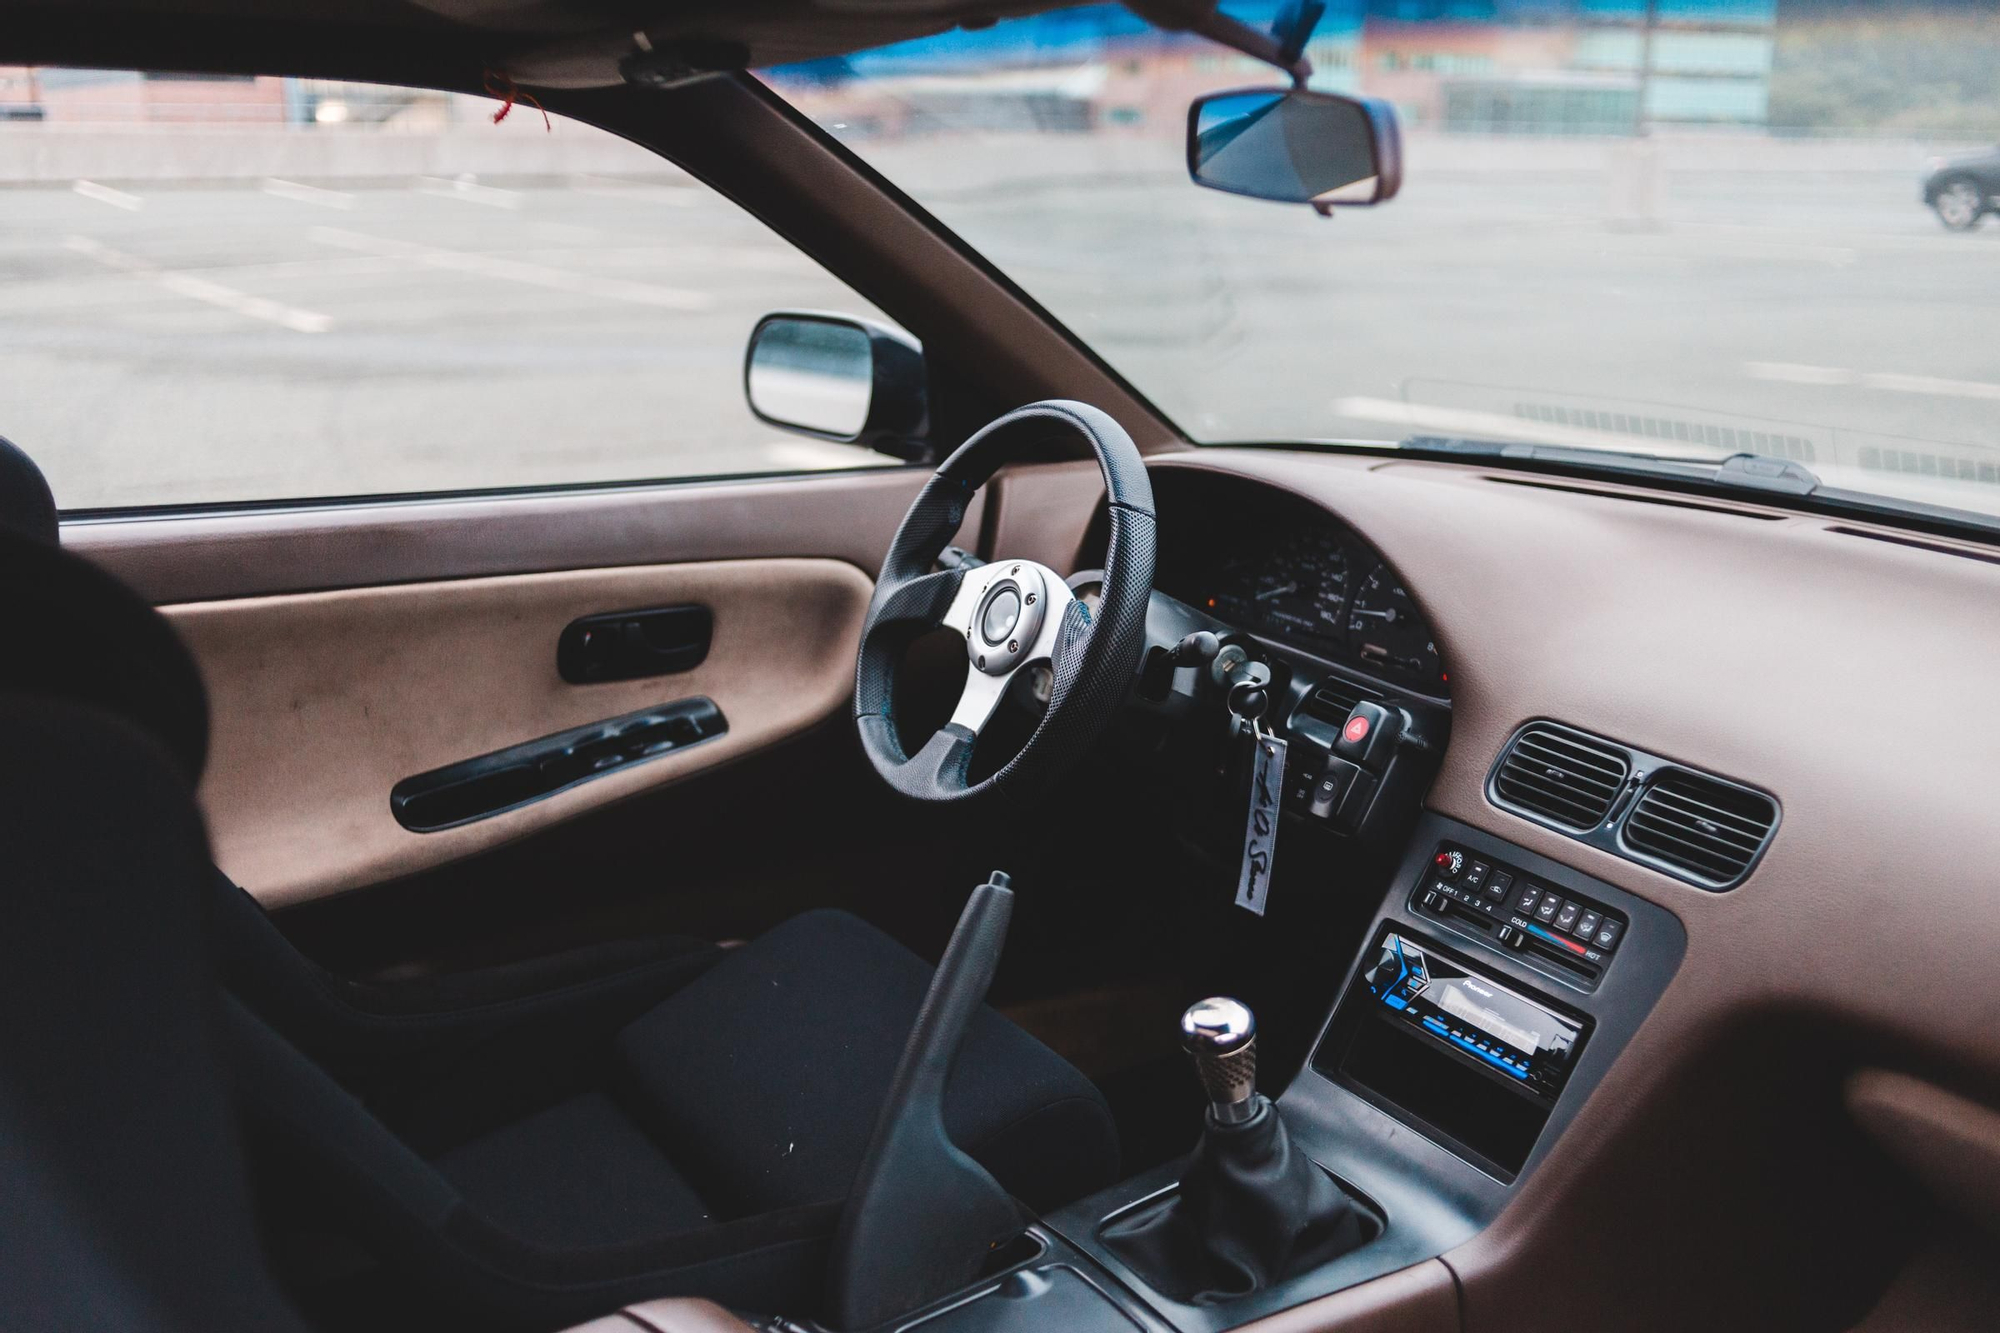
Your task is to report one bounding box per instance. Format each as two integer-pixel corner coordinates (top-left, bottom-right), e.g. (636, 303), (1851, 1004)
(745, 312), (929, 460)
(1187, 88), (1402, 211)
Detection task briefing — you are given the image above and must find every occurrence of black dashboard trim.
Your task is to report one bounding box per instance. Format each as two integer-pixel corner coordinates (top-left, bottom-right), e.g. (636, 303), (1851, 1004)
(1138, 471), (1452, 701)
(1485, 718), (1782, 892)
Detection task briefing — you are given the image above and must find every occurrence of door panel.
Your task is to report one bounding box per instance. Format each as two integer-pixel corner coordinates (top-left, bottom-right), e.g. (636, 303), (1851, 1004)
(167, 557), (870, 906)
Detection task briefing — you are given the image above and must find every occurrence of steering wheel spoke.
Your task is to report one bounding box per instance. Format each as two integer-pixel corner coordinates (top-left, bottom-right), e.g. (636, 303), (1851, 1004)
(947, 663), (1014, 736)
(872, 567), (967, 634)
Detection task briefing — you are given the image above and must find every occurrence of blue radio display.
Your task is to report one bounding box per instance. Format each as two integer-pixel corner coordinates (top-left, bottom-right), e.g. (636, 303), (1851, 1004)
(1365, 931), (1584, 1102)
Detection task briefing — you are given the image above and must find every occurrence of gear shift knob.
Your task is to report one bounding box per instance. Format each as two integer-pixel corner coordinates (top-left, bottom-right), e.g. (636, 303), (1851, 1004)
(1110, 996), (1370, 1299)
(1180, 997), (1259, 1124)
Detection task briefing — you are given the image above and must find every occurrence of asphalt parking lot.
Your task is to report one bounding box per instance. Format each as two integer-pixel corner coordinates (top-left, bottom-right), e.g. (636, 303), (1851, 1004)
(3, 136), (1996, 513)
(908, 142), (2000, 516)
(1, 172), (896, 507)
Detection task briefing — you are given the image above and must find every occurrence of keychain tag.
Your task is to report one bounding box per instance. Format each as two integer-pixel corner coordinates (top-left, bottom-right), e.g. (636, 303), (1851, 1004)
(1235, 726), (1287, 916)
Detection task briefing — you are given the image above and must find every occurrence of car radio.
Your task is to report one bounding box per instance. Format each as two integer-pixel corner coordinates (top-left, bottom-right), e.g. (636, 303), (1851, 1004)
(1315, 925), (1593, 1179)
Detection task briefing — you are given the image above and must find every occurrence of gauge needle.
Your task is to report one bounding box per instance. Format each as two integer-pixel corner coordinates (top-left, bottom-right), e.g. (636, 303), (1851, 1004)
(1352, 607), (1399, 623)
(1256, 582), (1299, 600)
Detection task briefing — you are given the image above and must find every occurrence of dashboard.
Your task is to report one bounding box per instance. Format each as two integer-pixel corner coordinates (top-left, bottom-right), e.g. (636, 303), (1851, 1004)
(1103, 445), (2000, 1333)
(1149, 474), (1449, 695)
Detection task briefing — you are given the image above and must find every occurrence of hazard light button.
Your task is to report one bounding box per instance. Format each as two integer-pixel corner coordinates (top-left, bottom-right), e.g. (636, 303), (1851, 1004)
(1334, 700), (1398, 767)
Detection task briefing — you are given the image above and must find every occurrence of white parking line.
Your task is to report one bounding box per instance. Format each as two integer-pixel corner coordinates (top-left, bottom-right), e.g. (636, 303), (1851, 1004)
(763, 440), (885, 471)
(1679, 220), (1965, 253)
(1718, 241), (1859, 267)
(1745, 362), (2000, 403)
(64, 236), (332, 333)
(73, 180), (141, 211)
(568, 174), (702, 206)
(510, 244), (813, 273)
(1329, 397), (1706, 457)
(307, 226), (712, 310)
(415, 175), (522, 209)
(263, 178), (356, 210)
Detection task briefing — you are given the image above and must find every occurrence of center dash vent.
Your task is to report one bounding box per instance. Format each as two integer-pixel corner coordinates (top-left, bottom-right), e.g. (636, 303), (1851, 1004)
(1621, 769), (1776, 888)
(1304, 676), (1381, 723)
(1491, 723), (1631, 832)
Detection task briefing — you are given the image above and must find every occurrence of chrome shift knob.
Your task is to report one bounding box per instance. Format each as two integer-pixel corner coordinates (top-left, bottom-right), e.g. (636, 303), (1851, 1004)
(1180, 997), (1259, 1124)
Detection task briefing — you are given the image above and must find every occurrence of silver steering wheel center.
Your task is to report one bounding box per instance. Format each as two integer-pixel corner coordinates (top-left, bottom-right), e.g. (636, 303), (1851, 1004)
(967, 563), (1046, 675)
(944, 559), (1071, 734)
(980, 587), (1022, 645)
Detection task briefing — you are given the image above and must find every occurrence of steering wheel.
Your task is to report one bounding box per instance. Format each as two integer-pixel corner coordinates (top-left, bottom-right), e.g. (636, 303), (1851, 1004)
(855, 400), (1156, 805)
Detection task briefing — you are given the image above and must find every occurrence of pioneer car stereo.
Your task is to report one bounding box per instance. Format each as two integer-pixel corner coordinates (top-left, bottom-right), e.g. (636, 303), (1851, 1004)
(1315, 926), (1593, 1179)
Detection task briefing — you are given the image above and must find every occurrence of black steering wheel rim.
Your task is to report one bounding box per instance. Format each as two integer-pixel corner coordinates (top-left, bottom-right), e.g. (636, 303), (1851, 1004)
(854, 400), (1156, 806)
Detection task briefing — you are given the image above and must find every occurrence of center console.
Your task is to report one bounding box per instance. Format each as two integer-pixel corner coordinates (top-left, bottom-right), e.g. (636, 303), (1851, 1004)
(1023, 811), (1686, 1333)
(814, 813), (1683, 1332)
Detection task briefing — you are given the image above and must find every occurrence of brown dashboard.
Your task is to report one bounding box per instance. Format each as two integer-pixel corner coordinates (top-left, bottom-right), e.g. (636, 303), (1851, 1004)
(1041, 443), (2000, 1331)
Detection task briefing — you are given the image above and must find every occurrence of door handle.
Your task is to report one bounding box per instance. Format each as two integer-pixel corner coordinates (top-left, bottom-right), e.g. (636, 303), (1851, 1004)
(558, 605), (712, 684)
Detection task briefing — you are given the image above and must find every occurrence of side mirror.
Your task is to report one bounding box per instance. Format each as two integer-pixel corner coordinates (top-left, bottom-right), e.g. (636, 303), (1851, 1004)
(744, 312), (929, 461)
(1187, 87), (1402, 212)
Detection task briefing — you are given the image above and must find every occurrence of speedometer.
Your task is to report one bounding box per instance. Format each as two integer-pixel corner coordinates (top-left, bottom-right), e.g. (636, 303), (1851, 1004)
(1208, 530), (1348, 647)
(1348, 564), (1445, 690)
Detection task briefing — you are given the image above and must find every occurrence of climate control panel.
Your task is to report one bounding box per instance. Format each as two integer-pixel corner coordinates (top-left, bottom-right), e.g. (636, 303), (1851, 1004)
(1412, 844), (1628, 991)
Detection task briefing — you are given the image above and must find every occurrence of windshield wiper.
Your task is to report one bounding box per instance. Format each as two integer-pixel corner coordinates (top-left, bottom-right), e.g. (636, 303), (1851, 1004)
(1390, 433), (2000, 542)
(1396, 434), (1822, 495)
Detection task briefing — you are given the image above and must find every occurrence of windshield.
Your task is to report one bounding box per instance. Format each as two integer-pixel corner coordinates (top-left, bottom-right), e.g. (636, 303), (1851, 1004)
(767, 1), (2000, 520)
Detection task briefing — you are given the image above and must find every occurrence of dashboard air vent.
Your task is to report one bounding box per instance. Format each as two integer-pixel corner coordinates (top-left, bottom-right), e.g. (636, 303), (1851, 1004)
(1304, 677), (1380, 723)
(1622, 769), (1776, 887)
(1491, 724), (1631, 832)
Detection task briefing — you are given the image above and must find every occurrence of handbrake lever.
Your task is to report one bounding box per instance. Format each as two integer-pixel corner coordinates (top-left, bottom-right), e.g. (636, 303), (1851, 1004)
(825, 871), (1026, 1329)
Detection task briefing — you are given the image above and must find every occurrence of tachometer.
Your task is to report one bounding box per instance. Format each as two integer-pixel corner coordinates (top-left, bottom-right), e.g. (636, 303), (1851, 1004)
(1348, 565), (1445, 690)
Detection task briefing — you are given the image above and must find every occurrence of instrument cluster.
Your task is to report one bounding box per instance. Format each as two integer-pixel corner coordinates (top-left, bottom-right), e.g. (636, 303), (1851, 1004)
(1157, 480), (1448, 695)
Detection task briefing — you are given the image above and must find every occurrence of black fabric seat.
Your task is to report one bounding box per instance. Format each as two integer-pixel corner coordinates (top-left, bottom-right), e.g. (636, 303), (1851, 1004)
(617, 909), (1121, 1220)
(435, 1092), (716, 1249)
(0, 696), (312, 1332)
(216, 875), (1119, 1325)
(0, 449), (1120, 1330)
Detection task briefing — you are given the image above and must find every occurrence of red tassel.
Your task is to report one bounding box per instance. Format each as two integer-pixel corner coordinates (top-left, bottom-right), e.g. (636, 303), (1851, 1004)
(483, 69), (551, 132)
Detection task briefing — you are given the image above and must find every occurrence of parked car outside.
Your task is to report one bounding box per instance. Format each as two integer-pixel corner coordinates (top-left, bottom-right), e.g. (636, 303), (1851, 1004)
(1924, 145), (2000, 229)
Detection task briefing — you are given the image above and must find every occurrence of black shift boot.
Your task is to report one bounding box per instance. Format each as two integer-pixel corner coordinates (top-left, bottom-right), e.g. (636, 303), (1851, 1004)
(1103, 998), (1373, 1303)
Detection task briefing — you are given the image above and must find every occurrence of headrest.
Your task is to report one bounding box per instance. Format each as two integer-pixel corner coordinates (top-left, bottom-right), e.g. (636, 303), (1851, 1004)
(0, 526), (209, 783)
(0, 437), (58, 547)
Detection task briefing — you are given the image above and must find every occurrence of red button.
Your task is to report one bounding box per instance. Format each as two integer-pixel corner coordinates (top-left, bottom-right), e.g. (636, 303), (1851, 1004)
(1343, 715), (1371, 744)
